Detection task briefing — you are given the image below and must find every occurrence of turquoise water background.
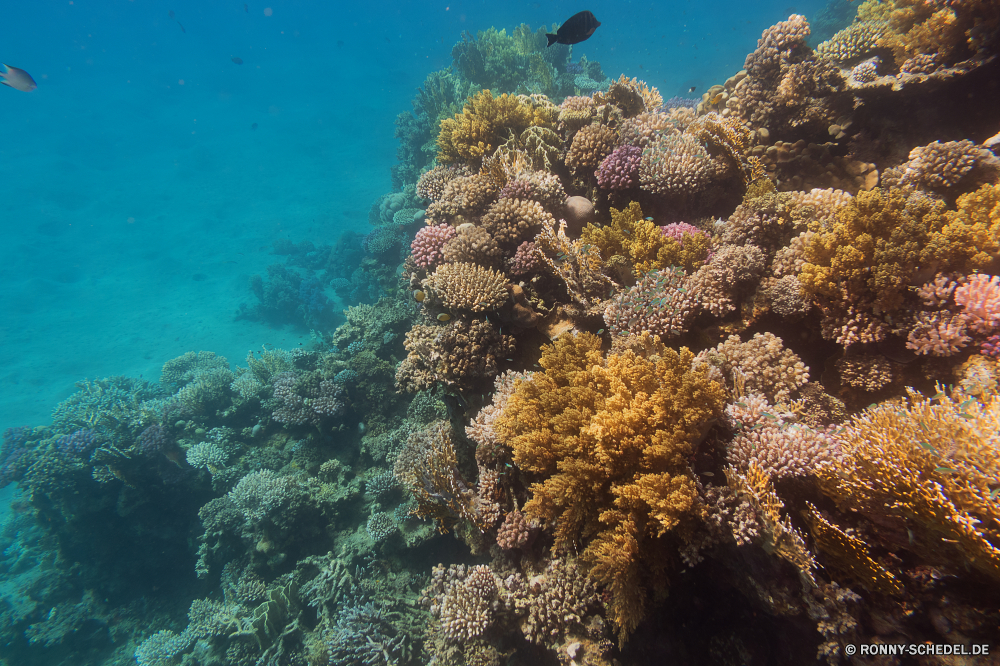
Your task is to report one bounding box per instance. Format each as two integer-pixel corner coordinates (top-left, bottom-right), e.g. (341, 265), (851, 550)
(0, 0), (826, 437)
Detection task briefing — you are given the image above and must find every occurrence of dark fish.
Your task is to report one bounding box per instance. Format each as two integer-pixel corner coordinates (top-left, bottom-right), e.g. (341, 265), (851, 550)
(688, 86), (696, 93)
(1, 64), (37, 92)
(178, 22), (186, 33)
(231, 55), (243, 64)
(251, 122), (258, 130)
(336, 39), (345, 48)
(546, 10), (600, 47)
(244, 3), (248, 12)
(168, 9), (175, 18)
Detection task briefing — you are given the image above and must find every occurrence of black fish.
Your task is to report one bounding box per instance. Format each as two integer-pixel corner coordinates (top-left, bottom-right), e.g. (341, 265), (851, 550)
(546, 11), (600, 47)
(231, 55), (243, 64)
(251, 122), (258, 130)
(688, 86), (696, 93)
(244, 3), (248, 12)
(178, 22), (186, 33)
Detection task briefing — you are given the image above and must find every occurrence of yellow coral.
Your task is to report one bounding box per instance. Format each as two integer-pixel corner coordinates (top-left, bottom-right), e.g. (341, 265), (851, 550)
(437, 90), (552, 163)
(816, 387), (1000, 583)
(799, 188), (936, 312)
(495, 332), (726, 641)
(581, 202), (710, 273)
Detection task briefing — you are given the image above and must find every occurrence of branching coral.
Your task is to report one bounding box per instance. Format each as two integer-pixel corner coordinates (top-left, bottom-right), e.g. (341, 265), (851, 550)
(581, 201), (710, 274)
(395, 318), (515, 393)
(534, 218), (615, 307)
(604, 268), (695, 339)
(437, 90), (552, 163)
(698, 333), (809, 403)
(481, 196), (556, 248)
(817, 387), (1000, 583)
(394, 421), (494, 532)
(901, 140), (1000, 196)
(565, 124), (618, 176)
(421, 262), (509, 312)
(494, 332), (726, 641)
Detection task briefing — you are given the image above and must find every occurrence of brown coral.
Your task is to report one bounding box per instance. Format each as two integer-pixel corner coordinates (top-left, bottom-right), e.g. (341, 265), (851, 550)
(423, 262), (509, 312)
(495, 332), (726, 641)
(565, 124), (618, 176)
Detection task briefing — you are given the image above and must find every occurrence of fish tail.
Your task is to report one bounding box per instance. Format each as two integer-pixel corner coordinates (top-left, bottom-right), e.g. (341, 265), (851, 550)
(546, 33), (558, 47)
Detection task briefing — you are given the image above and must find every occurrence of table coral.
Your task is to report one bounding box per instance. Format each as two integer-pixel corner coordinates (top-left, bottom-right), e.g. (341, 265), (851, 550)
(495, 332), (725, 641)
(817, 387), (1000, 584)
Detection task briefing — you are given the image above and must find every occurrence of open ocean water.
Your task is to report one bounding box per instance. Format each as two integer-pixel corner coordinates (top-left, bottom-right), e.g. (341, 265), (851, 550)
(4, 0), (999, 665)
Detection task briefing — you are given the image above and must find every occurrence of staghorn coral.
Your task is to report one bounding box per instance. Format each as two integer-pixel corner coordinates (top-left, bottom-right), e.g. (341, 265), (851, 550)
(699, 333), (810, 403)
(604, 268), (695, 339)
(411, 223), (457, 269)
(565, 124), (618, 176)
(906, 310), (971, 356)
(724, 393), (841, 480)
(900, 140), (1000, 196)
(481, 196), (555, 248)
(422, 262), (509, 312)
(437, 90), (552, 163)
(394, 421), (493, 532)
(495, 332), (726, 641)
(817, 387), (1000, 583)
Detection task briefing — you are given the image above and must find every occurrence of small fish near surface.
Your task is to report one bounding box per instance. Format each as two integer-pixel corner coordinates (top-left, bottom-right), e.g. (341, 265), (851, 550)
(546, 10), (600, 47)
(1, 64), (37, 92)
(231, 55), (243, 65)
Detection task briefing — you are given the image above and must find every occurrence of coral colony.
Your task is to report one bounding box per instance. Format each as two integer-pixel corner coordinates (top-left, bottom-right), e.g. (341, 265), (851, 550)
(3, 6), (1000, 666)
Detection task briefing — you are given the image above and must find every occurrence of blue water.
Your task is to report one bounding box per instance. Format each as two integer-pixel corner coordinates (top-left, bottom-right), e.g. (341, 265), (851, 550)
(0, 0), (827, 432)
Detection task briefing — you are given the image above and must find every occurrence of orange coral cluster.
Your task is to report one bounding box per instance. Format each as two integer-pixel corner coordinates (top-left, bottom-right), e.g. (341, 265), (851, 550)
(494, 332), (725, 641)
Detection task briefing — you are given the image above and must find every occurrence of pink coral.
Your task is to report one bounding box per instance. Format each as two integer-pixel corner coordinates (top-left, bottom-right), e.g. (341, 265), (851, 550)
(955, 274), (1000, 334)
(981, 335), (1000, 359)
(906, 311), (970, 356)
(411, 223), (457, 269)
(596, 145), (642, 190)
(661, 222), (710, 245)
(509, 241), (543, 276)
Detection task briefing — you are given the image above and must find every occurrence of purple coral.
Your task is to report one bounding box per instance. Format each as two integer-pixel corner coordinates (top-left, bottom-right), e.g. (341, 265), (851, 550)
(410, 223), (457, 269)
(138, 424), (172, 456)
(981, 335), (1000, 359)
(509, 241), (543, 276)
(596, 145), (642, 190)
(55, 429), (99, 456)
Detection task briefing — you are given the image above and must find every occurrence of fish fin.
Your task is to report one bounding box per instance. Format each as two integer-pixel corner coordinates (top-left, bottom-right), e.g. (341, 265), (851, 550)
(546, 33), (558, 47)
